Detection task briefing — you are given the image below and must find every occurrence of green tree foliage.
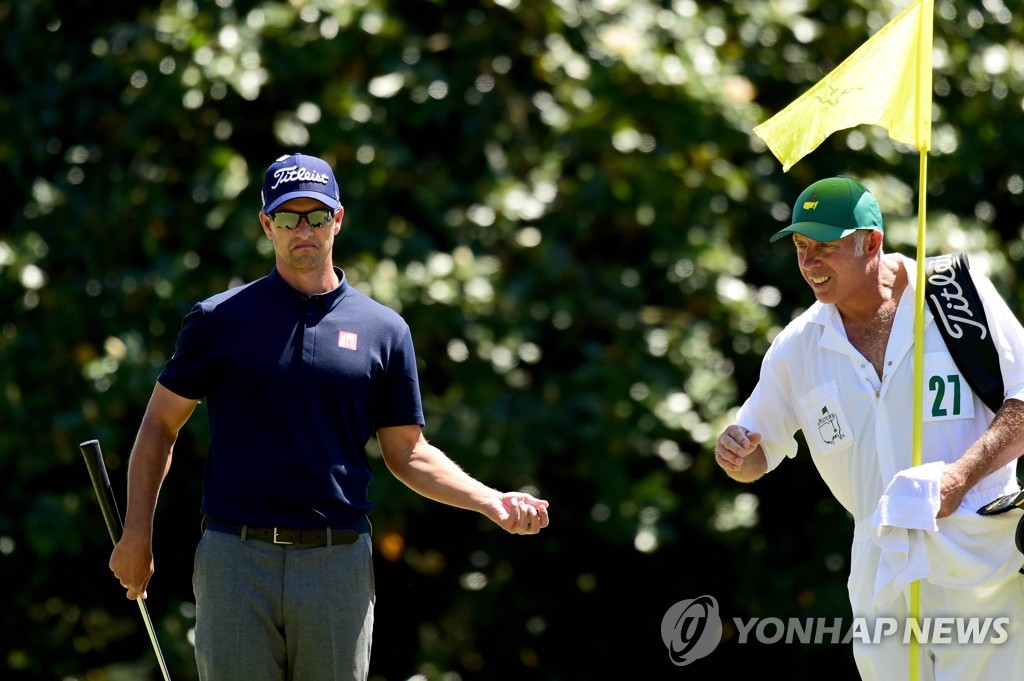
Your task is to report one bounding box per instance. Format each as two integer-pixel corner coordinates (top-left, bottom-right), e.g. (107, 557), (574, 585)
(3, 0), (1023, 678)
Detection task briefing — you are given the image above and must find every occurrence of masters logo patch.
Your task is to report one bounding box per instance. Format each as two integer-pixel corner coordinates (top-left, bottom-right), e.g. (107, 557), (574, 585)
(798, 382), (854, 454)
(816, 404), (845, 444)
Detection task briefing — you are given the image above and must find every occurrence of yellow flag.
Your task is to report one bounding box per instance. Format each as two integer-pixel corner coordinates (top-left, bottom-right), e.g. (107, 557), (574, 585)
(753, 0), (933, 172)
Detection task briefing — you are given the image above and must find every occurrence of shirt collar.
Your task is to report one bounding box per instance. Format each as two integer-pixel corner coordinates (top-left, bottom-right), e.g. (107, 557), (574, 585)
(268, 266), (349, 308)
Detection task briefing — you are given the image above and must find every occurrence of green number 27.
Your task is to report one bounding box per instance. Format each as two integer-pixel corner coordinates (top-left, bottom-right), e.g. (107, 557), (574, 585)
(929, 374), (961, 417)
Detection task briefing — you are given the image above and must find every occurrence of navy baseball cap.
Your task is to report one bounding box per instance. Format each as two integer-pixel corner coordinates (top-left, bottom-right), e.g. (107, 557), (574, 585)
(261, 153), (341, 214)
(769, 176), (883, 243)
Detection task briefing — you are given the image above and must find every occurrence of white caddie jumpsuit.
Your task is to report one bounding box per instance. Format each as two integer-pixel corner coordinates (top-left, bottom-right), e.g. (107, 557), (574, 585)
(737, 254), (1024, 679)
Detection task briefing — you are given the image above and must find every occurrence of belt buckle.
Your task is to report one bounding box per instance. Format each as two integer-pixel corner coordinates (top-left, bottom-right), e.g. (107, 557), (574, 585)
(272, 527), (293, 545)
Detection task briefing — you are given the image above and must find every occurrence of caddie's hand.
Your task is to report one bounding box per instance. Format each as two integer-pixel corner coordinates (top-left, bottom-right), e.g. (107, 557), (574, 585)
(108, 528), (154, 600)
(488, 492), (550, 535)
(714, 426), (762, 472)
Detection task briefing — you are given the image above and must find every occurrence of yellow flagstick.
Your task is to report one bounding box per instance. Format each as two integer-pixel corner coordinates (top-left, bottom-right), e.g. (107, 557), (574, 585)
(910, 3), (934, 679)
(910, 147), (926, 679)
(911, 4), (934, 499)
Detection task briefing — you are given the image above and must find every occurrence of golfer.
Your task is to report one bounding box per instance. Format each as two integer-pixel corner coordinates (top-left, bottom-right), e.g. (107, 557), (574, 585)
(109, 152), (550, 680)
(715, 176), (1024, 679)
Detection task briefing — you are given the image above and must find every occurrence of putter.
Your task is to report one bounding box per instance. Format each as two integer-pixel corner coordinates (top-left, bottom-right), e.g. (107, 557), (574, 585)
(80, 439), (173, 681)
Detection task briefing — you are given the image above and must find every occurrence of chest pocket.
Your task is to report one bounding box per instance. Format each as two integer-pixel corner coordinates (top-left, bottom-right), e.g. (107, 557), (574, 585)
(923, 352), (975, 422)
(797, 381), (855, 456)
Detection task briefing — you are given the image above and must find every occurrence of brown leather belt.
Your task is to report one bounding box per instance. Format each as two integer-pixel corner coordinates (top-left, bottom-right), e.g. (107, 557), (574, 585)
(204, 518), (359, 547)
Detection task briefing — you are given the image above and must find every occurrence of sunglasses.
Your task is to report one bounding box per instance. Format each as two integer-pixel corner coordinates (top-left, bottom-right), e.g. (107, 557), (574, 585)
(269, 209), (335, 230)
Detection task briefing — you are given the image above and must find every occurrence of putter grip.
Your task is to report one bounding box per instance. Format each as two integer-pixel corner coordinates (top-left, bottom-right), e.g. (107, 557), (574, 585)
(80, 439), (125, 545)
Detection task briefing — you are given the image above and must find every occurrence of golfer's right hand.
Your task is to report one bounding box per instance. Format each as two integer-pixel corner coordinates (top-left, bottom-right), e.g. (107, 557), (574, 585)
(109, 529), (154, 600)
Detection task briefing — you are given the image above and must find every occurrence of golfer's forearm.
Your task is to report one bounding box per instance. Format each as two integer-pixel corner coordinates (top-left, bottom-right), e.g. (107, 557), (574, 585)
(122, 426), (176, 538)
(386, 443), (496, 512)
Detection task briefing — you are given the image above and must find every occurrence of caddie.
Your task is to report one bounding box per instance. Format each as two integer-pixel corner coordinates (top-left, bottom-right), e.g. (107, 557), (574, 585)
(714, 175), (1024, 679)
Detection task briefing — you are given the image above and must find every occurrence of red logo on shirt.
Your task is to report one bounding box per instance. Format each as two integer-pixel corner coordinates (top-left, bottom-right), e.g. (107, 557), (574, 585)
(338, 331), (358, 351)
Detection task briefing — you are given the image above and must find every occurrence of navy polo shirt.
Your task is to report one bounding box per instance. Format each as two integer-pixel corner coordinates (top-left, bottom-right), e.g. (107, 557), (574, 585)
(158, 267), (425, 532)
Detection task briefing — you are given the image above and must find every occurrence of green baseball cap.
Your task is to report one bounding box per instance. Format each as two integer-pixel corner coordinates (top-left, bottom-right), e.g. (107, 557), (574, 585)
(769, 176), (884, 243)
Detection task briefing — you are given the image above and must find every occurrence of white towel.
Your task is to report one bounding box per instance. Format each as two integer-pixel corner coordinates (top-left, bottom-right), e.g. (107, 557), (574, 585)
(871, 462), (1023, 611)
(871, 461), (945, 610)
(874, 461), (946, 533)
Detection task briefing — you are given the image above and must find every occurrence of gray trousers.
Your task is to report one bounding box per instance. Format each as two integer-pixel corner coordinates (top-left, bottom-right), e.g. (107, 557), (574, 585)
(193, 528), (374, 681)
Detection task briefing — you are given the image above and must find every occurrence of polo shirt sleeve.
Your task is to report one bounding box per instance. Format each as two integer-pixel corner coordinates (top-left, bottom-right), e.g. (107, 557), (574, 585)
(157, 303), (214, 400)
(371, 323), (426, 430)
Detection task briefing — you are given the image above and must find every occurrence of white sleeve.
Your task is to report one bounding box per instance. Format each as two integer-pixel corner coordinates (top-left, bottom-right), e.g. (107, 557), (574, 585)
(734, 340), (803, 473)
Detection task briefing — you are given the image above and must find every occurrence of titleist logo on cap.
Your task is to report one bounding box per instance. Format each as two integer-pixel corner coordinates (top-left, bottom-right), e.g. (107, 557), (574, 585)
(261, 153), (340, 213)
(270, 165), (331, 190)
